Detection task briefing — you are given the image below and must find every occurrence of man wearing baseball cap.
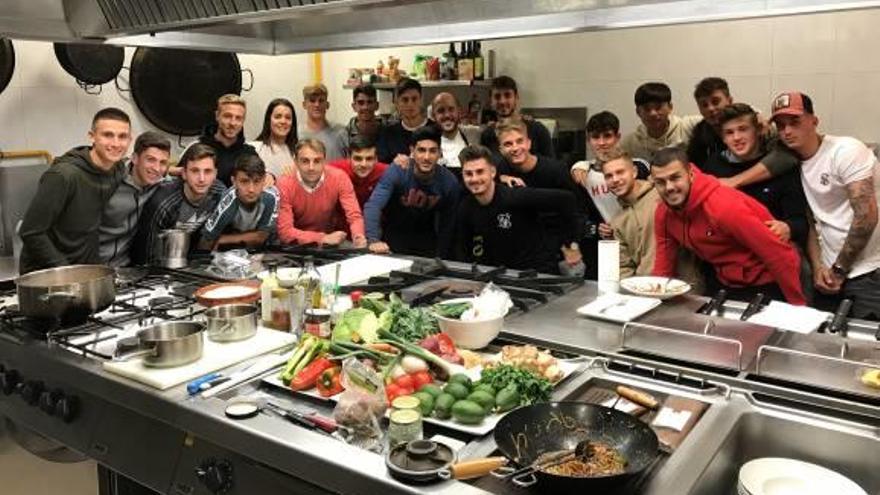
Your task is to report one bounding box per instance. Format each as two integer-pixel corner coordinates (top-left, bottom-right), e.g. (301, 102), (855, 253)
(772, 91), (880, 319)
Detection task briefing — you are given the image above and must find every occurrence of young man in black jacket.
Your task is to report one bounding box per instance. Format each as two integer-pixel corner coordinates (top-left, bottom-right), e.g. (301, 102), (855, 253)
(130, 144), (227, 265)
(181, 93), (257, 187)
(18, 107), (131, 274)
(702, 103), (809, 249)
(479, 76), (554, 158)
(454, 145), (583, 275)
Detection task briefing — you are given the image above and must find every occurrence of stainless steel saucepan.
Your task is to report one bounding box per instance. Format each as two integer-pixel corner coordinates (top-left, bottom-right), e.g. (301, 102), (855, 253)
(205, 304), (258, 342)
(16, 264), (115, 321)
(116, 321), (205, 368)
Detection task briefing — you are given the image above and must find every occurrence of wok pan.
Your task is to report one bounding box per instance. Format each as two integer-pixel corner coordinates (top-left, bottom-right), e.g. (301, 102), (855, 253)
(129, 47), (249, 136)
(54, 42), (124, 89)
(0, 38), (14, 95)
(492, 401), (659, 492)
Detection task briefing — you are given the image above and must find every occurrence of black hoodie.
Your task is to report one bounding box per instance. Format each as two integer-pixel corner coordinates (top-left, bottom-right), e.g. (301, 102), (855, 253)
(18, 146), (124, 274)
(193, 123), (257, 187)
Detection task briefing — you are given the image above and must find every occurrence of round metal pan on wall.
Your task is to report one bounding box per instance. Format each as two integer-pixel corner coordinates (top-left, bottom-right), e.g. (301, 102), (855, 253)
(0, 38), (15, 95)
(129, 47), (248, 136)
(53, 42), (124, 88)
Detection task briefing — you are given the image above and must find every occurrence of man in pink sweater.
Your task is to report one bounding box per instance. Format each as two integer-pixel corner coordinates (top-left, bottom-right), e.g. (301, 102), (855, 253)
(276, 139), (367, 246)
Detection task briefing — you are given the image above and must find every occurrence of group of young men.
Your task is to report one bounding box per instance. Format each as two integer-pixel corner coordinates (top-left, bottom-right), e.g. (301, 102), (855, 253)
(17, 74), (880, 320)
(574, 78), (879, 318)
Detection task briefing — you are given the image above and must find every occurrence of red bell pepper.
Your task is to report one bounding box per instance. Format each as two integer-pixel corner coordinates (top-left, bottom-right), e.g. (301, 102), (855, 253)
(290, 357), (334, 391)
(316, 367), (344, 397)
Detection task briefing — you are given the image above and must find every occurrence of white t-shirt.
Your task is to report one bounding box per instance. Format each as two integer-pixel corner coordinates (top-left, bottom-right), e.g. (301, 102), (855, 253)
(440, 131), (468, 169)
(298, 123), (349, 161)
(800, 135), (880, 277)
(248, 141), (293, 179)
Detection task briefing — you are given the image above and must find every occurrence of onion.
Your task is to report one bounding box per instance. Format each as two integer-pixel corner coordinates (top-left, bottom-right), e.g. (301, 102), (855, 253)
(400, 355), (428, 374)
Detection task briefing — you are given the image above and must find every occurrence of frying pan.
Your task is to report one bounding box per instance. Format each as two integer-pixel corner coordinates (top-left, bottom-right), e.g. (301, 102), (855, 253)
(129, 47), (251, 136)
(492, 401), (659, 492)
(53, 42), (124, 90)
(0, 38), (15, 95)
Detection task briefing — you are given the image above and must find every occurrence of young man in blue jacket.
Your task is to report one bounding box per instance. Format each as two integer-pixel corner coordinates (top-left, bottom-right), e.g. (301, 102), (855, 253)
(365, 125), (461, 257)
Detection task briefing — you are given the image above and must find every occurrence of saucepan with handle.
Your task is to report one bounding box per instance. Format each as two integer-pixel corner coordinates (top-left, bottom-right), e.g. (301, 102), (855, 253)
(115, 321), (205, 368)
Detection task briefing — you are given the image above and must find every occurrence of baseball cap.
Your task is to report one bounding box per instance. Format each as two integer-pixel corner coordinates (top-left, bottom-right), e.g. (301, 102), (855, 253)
(302, 83), (328, 99)
(771, 91), (814, 120)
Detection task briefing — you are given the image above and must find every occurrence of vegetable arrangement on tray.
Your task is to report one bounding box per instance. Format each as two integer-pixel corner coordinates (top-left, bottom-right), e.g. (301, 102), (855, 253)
(275, 293), (569, 428)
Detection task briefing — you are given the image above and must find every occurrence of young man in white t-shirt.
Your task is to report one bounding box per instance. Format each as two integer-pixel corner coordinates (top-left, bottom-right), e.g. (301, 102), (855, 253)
(570, 111), (649, 239)
(772, 91), (880, 319)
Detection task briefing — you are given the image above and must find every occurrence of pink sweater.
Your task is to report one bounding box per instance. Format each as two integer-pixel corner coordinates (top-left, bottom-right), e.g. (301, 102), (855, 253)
(276, 167), (365, 244)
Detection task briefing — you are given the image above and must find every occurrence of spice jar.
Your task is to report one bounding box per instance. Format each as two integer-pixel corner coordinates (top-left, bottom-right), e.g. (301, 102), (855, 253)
(303, 308), (331, 338)
(388, 409), (422, 448)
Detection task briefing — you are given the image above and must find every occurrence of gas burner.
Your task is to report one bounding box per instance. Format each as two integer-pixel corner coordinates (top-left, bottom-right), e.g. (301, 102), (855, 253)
(148, 296), (175, 308)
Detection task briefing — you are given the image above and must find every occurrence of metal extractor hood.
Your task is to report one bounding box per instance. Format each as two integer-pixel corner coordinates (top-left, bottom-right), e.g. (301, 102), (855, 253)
(1, 0), (880, 54)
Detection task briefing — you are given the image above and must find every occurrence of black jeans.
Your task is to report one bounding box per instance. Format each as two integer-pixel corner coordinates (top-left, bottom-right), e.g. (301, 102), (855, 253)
(813, 268), (880, 321)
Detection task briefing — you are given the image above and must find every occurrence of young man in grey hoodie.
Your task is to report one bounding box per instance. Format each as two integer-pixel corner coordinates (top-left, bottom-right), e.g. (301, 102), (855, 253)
(99, 131), (172, 267)
(18, 108), (131, 274)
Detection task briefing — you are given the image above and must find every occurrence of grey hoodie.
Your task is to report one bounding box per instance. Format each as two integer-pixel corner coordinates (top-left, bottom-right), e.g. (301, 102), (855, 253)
(98, 163), (158, 267)
(18, 146), (124, 274)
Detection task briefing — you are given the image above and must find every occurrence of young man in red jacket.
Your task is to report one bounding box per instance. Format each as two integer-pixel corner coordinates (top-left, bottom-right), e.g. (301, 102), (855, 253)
(650, 147), (806, 305)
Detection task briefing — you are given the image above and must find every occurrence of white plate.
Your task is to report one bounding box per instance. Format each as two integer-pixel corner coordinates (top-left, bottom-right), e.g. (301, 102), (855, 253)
(261, 356), (584, 436)
(620, 276), (691, 300)
(576, 293), (661, 323)
(739, 458), (868, 495)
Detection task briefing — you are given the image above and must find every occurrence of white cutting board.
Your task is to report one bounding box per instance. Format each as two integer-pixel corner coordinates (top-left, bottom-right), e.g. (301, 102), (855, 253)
(260, 254), (414, 286)
(103, 327), (296, 390)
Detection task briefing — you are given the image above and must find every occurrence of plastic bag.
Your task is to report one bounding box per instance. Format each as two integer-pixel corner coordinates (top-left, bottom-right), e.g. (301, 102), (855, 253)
(208, 249), (261, 279)
(462, 282), (512, 320)
(332, 357), (387, 452)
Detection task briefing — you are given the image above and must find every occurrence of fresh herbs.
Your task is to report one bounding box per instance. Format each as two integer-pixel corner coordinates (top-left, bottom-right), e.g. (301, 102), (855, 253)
(384, 294), (439, 343)
(478, 364), (553, 406)
(432, 300), (472, 319)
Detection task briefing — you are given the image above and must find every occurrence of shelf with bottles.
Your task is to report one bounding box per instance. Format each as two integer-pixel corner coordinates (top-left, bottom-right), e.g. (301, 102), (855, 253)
(342, 79), (492, 90)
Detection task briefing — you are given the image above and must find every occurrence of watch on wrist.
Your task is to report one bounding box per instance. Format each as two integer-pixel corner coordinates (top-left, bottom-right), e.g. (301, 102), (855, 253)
(831, 263), (848, 278)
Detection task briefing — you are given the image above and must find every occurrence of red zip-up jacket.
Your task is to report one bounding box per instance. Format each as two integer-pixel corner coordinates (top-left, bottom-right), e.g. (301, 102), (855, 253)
(652, 167), (805, 305)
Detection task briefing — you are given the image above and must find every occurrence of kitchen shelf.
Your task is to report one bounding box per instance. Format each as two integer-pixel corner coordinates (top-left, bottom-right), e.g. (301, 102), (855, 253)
(343, 80), (492, 90)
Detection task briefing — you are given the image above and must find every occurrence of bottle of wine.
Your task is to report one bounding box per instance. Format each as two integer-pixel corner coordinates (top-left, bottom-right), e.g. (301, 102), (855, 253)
(457, 41), (474, 81)
(442, 42), (457, 80)
(473, 41), (484, 80)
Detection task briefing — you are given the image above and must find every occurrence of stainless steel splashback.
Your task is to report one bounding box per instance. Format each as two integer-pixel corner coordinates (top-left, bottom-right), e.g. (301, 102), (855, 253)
(0, 154), (50, 258)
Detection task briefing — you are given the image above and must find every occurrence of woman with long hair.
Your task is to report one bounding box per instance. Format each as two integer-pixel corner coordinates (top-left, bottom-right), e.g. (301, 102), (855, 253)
(249, 98), (298, 183)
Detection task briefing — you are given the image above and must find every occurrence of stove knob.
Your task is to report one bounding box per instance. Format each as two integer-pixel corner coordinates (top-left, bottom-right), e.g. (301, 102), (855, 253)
(195, 458), (233, 494)
(19, 380), (43, 405)
(38, 388), (65, 416)
(56, 395), (79, 423)
(0, 368), (20, 395)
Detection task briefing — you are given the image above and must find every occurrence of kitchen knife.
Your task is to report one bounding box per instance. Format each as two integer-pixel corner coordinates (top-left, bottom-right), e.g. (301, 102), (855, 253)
(187, 373), (222, 395)
(700, 289), (728, 316)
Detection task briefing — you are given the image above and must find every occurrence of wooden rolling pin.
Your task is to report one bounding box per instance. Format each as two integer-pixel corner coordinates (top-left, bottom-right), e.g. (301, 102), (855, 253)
(616, 385), (659, 410)
(440, 457), (508, 480)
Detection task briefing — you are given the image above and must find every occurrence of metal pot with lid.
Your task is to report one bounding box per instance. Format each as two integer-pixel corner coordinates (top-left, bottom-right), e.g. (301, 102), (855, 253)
(385, 439), (457, 484)
(15, 264), (116, 322)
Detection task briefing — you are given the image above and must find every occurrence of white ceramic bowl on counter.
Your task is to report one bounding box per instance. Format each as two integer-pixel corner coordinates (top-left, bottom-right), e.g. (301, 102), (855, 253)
(434, 298), (504, 350)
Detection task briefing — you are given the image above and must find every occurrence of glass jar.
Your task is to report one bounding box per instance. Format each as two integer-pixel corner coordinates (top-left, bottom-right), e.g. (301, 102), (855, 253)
(303, 308), (332, 338)
(388, 409), (422, 448)
(269, 288), (291, 331)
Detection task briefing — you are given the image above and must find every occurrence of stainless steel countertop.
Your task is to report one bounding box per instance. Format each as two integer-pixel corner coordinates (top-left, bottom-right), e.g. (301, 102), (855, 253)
(1, 277), (878, 494)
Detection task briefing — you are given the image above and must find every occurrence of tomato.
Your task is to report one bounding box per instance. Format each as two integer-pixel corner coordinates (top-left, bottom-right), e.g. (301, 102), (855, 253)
(412, 370), (433, 389)
(386, 383), (404, 403)
(394, 374), (416, 391)
(436, 333), (458, 356)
